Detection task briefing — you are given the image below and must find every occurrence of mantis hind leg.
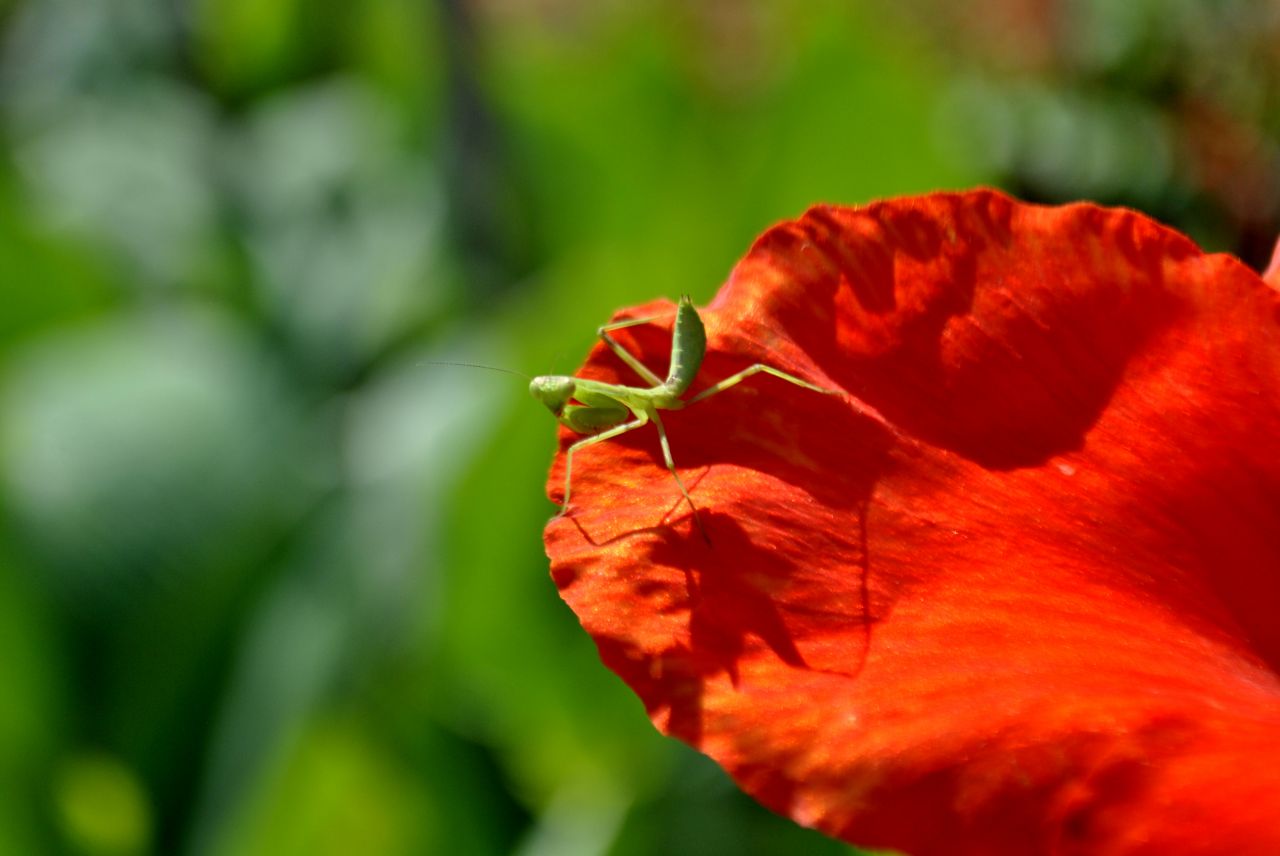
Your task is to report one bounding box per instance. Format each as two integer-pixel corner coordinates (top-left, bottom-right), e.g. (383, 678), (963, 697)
(560, 416), (648, 515)
(685, 363), (835, 405)
(597, 316), (665, 386)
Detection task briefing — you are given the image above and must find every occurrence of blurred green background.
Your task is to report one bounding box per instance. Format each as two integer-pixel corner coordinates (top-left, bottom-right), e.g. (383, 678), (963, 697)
(1, 1), (1277, 854)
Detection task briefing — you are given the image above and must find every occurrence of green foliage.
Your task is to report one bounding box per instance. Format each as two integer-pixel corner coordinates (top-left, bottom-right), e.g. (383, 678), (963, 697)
(26, 0), (1273, 854)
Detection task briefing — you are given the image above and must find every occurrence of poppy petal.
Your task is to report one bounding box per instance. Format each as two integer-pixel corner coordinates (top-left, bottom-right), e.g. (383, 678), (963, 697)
(544, 190), (1280, 855)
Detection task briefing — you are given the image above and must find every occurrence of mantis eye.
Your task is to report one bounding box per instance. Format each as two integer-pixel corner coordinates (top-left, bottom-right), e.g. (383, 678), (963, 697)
(529, 376), (575, 416)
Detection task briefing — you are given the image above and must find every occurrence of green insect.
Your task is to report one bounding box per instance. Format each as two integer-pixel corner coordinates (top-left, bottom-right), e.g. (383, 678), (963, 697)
(531, 295), (835, 527)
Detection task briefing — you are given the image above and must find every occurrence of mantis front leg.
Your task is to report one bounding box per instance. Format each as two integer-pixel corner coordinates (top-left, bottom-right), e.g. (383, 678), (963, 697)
(560, 415), (649, 515)
(560, 406), (709, 541)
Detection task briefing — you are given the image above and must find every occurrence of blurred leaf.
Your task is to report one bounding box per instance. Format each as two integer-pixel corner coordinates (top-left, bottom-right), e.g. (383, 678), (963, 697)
(513, 782), (628, 856)
(939, 78), (1181, 208)
(344, 0), (444, 111)
(0, 176), (115, 351)
(0, 548), (63, 854)
(1, 307), (302, 601)
(230, 79), (445, 380)
(187, 342), (507, 853)
(195, 0), (311, 98)
(209, 716), (431, 856)
(54, 752), (152, 856)
(11, 83), (221, 289)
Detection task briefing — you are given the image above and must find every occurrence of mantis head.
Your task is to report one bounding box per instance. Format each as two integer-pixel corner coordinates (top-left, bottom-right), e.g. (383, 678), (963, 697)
(529, 375), (576, 416)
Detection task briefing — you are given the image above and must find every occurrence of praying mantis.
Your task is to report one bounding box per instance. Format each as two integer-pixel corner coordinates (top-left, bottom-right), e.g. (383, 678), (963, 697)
(531, 295), (836, 527)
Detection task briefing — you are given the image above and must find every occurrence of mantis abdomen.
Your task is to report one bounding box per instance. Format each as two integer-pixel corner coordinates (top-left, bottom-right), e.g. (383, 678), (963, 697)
(662, 297), (706, 395)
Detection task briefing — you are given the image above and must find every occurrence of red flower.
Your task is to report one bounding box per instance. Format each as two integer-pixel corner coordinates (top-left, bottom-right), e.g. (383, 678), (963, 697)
(542, 190), (1280, 855)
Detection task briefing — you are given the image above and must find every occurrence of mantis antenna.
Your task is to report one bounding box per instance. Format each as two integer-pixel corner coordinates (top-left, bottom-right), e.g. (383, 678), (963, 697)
(421, 360), (530, 380)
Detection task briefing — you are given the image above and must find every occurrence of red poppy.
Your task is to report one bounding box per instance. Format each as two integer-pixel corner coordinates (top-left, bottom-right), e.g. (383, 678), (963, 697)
(542, 189), (1280, 855)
